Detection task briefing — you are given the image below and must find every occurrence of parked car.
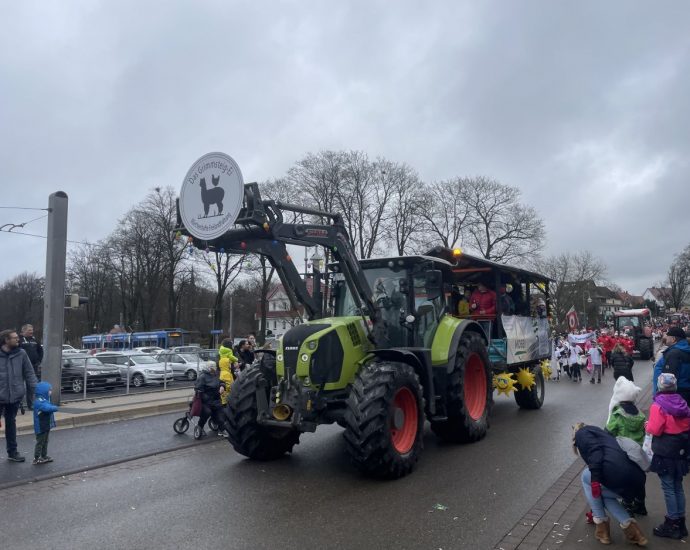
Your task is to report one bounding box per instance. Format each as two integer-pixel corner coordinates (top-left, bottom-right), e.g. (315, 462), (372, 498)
(62, 344), (87, 355)
(155, 351), (215, 381)
(133, 346), (164, 355)
(61, 357), (123, 393)
(197, 349), (219, 363)
(168, 345), (202, 353)
(96, 351), (175, 387)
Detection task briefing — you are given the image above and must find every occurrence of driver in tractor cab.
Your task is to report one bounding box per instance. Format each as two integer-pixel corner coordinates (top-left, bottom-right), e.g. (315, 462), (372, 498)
(456, 286), (471, 317)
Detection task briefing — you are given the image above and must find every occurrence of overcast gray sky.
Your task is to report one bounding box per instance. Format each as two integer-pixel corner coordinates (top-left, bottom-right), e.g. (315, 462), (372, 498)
(1, 0), (688, 294)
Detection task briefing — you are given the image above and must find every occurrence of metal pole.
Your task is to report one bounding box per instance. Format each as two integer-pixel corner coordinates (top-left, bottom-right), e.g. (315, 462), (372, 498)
(42, 192), (68, 405)
(228, 294), (233, 338)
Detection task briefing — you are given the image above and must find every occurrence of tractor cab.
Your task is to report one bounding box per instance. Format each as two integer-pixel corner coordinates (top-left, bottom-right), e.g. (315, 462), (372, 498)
(614, 308), (654, 359)
(330, 255), (454, 349)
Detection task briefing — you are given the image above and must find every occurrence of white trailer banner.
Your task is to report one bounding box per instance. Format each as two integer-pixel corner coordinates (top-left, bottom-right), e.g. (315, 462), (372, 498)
(502, 315), (551, 364)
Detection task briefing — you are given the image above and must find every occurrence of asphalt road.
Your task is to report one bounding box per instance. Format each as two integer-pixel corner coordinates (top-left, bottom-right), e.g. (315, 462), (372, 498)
(0, 359), (656, 550)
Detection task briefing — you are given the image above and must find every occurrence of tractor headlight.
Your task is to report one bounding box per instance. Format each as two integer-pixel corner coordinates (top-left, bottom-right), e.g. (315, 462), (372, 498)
(303, 376), (311, 386)
(307, 340), (317, 350)
(301, 353), (309, 363)
(277, 354), (283, 362)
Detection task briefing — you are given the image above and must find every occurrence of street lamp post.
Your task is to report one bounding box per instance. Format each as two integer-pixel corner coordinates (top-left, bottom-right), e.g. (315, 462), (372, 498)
(310, 249), (324, 317)
(582, 291), (593, 329)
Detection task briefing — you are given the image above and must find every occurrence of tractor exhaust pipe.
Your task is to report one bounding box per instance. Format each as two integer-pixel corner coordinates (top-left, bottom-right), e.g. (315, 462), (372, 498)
(272, 404), (293, 421)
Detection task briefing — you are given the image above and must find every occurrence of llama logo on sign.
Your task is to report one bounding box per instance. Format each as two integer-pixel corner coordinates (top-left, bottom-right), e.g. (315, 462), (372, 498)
(179, 152), (244, 240)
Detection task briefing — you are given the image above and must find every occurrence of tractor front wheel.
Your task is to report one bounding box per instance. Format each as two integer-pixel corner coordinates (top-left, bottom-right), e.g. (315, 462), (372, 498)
(431, 332), (493, 443)
(227, 366), (300, 460)
(343, 362), (424, 479)
(638, 338), (653, 360)
(514, 367), (545, 410)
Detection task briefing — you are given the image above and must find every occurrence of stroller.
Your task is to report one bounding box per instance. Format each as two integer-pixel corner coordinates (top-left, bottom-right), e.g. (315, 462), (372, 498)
(173, 392), (220, 439)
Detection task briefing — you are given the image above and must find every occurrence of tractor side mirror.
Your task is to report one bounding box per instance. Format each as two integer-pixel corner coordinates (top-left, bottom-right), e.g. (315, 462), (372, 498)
(425, 270), (443, 300)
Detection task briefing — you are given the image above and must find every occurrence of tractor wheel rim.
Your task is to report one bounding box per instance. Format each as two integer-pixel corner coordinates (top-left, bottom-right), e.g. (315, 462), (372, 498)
(390, 387), (418, 454)
(464, 352), (487, 420)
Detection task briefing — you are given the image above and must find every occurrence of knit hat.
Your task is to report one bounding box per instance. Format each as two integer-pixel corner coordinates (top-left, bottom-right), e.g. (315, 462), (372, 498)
(607, 376), (641, 423)
(666, 326), (687, 340)
(657, 372), (678, 392)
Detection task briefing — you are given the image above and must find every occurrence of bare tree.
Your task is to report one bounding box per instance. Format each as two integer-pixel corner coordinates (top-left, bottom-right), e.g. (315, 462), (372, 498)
(668, 244), (690, 310)
(462, 177), (545, 263)
(383, 163), (424, 255)
(418, 178), (473, 250)
(531, 251), (607, 329)
(0, 272), (44, 333)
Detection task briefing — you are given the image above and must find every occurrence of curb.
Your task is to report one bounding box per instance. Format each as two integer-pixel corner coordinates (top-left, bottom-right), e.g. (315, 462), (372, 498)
(2, 400), (189, 436)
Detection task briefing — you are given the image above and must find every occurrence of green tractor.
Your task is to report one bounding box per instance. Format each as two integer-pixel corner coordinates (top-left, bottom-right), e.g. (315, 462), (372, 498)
(178, 183), (552, 478)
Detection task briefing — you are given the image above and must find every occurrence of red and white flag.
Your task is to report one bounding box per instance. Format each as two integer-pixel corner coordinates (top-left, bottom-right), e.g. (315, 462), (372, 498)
(566, 306), (579, 331)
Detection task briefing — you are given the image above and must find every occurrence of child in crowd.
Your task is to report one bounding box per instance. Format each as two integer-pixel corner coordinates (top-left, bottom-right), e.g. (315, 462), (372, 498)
(569, 343), (583, 382)
(32, 381), (58, 465)
(606, 377), (647, 516)
(588, 340), (604, 384)
(647, 373), (690, 539)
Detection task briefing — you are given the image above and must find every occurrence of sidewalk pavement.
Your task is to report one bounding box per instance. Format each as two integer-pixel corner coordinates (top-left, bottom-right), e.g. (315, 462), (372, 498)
(0, 388), (191, 436)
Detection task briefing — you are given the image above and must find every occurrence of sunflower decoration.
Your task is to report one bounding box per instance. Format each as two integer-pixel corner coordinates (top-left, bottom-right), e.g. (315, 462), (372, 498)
(540, 359), (552, 380)
(516, 367), (536, 390)
(493, 372), (517, 396)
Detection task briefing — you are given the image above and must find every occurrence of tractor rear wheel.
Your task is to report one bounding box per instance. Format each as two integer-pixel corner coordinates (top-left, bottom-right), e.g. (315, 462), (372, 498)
(638, 338), (653, 360)
(431, 332), (493, 443)
(227, 366), (300, 460)
(514, 367), (545, 409)
(343, 362), (424, 479)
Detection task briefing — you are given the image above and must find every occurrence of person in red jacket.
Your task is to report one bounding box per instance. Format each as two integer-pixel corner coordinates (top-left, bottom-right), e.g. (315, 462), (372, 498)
(469, 283), (496, 316)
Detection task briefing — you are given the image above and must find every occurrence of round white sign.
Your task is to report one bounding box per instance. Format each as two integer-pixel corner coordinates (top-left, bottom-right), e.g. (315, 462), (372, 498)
(179, 152), (244, 240)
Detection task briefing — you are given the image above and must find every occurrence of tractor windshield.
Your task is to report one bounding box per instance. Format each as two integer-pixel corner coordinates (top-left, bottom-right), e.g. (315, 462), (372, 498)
(333, 267), (408, 318)
(617, 316), (641, 329)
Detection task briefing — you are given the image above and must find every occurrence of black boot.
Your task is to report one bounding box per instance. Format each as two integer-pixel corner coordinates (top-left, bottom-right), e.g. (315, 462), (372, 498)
(631, 497), (647, 516)
(679, 517), (688, 538)
(653, 516), (682, 539)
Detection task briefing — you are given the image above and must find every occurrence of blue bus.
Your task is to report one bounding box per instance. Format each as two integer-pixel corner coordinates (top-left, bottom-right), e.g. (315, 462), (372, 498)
(81, 328), (192, 350)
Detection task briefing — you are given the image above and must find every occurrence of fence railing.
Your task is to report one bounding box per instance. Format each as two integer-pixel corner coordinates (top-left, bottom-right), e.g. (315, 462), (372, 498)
(59, 349), (220, 401)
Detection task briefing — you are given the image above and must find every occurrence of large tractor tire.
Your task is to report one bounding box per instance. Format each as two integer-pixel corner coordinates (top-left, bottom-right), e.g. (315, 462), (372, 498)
(514, 366), (545, 410)
(431, 332), (493, 443)
(227, 366), (300, 460)
(343, 362), (425, 479)
(638, 338), (653, 360)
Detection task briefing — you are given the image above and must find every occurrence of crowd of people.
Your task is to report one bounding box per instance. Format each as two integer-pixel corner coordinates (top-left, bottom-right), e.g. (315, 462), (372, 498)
(574, 324), (690, 544)
(552, 330), (637, 384)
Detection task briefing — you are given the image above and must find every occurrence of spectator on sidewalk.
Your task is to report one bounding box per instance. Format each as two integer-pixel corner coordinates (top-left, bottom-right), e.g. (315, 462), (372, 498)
(573, 423), (648, 546)
(605, 376), (647, 516)
(19, 323), (43, 410)
(610, 343), (634, 382)
(219, 338), (239, 377)
(0, 328), (38, 462)
(653, 327), (690, 404)
(194, 363), (229, 439)
(236, 339), (255, 371)
(647, 373), (690, 539)
(32, 381), (58, 465)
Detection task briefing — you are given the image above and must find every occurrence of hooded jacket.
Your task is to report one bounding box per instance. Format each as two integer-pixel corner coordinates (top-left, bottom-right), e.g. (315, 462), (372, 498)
(653, 338), (690, 392)
(0, 346), (38, 404)
(574, 425), (646, 501)
(647, 392), (690, 460)
(218, 358), (234, 406)
(33, 381), (59, 434)
(218, 344), (238, 365)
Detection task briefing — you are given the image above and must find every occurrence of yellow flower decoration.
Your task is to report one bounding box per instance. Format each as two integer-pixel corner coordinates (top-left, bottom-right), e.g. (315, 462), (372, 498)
(493, 372), (517, 396)
(516, 367), (536, 390)
(540, 359), (552, 379)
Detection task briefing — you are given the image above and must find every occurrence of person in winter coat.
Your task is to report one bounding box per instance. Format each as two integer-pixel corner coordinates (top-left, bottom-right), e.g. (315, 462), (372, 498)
(0, 329), (38, 462)
(219, 339), (239, 377)
(653, 327), (690, 405)
(32, 381), (58, 465)
(19, 324), (43, 410)
(605, 377), (647, 515)
(236, 339), (255, 371)
(194, 364), (229, 438)
(469, 282), (496, 316)
(646, 373), (690, 539)
(573, 423), (648, 546)
(610, 344), (634, 381)
(218, 356), (234, 407)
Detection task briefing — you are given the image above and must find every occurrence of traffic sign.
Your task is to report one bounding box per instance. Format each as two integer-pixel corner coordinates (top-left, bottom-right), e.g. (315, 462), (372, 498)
(210, 329), (223, 335)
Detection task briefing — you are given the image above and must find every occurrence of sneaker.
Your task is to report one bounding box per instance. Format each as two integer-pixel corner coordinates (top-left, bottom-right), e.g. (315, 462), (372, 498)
(32, 457), (45, 465)
(8, 452), (25, 463)
(41, 455), (53, 463)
